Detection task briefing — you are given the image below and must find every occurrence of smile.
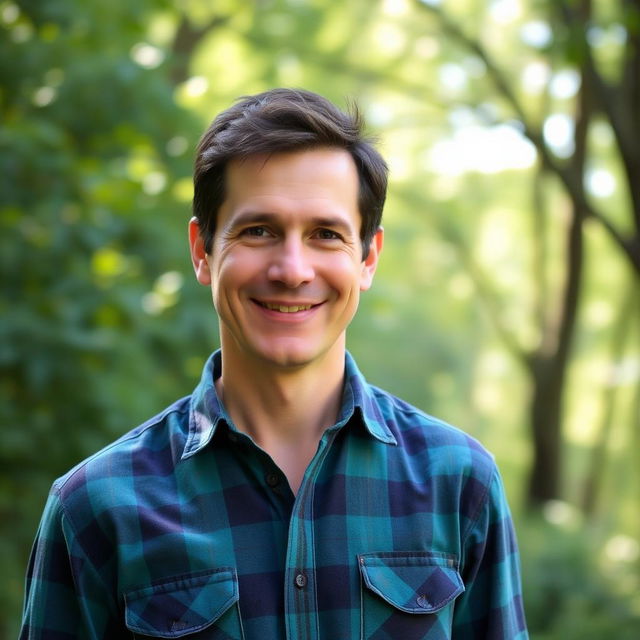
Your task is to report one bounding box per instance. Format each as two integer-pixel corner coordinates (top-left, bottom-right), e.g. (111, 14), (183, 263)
(258, 301), (315, 313)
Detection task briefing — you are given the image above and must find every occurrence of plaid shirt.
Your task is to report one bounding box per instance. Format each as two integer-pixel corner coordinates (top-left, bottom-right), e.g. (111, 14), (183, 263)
(21, 351), (527, 639)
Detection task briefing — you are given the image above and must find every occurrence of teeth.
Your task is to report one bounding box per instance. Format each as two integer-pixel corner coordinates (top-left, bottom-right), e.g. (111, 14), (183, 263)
(263, 303), (312, 313)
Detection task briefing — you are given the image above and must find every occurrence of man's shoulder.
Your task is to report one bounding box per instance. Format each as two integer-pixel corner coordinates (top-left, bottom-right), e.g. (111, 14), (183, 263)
(367, 383), (497, 479)
(52, 394), (192, 505)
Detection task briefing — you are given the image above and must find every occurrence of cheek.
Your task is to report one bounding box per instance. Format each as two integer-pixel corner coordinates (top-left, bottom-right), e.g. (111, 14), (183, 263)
(323, 257), (365, 289)
(211, 252), (262, 295)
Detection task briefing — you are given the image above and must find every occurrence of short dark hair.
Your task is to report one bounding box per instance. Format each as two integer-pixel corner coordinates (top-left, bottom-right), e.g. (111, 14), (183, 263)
(192, 88), (388, 259)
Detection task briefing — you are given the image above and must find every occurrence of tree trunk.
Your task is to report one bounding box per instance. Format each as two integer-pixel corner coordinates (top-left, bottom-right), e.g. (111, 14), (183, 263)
(527, 354), (564, 503)
(526, 192), (585, 507)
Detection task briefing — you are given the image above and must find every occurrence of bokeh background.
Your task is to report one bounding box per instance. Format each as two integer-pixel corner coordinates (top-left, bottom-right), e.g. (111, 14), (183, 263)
(2, 0), (639, 637)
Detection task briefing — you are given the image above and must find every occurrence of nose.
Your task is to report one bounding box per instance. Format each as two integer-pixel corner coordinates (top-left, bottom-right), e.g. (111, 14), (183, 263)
(267, 236), (315, 288)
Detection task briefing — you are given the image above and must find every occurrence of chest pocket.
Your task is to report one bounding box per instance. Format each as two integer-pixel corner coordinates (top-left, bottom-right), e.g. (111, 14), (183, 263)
(123, 568), (244, 639)
(358, 552), (464, 640)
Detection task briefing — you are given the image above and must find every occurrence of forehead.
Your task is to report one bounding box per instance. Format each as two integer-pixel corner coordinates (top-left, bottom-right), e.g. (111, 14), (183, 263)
(221, 148), (360, 217)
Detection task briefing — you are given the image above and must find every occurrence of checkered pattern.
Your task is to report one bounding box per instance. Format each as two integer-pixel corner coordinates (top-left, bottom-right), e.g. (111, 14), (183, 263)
(21, 351), (527, 639)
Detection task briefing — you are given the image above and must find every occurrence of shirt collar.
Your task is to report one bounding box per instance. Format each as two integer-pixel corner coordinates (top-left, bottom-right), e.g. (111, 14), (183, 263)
(183, 350), (396, 459)
(342, 351), (397, 445)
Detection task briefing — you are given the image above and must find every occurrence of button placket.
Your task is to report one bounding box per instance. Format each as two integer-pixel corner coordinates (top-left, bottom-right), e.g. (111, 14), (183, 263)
(284, 431), (340, 639)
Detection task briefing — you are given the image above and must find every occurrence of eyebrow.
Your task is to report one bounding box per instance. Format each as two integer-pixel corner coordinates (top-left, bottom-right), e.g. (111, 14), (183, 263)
(226, 212), (273, 229)
(226, 211), (357, 234)
(310, 216), (354, 233)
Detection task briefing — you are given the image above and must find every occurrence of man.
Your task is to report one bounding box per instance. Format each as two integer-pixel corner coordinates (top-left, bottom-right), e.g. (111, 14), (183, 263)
(21, 88), (527, 639)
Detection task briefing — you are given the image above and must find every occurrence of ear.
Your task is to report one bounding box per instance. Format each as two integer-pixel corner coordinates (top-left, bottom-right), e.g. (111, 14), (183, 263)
(188, 217), (212, 286)
(359, 227), (384, 291)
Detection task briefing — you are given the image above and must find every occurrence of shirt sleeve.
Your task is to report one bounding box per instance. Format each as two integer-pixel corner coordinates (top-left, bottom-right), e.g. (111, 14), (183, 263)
(452, 466), (528, 639)
(20, 488), (121, 639)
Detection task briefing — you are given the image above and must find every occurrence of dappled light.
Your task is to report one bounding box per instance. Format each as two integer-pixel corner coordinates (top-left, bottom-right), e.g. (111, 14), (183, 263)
(2, 0), (639, 637)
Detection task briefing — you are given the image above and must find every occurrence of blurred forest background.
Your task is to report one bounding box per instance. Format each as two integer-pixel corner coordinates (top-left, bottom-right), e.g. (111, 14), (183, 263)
(1, 0), (639, 637)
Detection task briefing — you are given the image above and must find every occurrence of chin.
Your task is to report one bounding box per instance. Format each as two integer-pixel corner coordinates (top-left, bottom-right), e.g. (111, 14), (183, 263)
(261, 350), (316, 370)
(254, 340), (325, 370)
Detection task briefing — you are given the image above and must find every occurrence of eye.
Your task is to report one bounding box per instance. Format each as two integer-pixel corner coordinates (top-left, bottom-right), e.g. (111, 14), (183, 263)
(241, 226), (271, 237)
(314, 228), (342, 240)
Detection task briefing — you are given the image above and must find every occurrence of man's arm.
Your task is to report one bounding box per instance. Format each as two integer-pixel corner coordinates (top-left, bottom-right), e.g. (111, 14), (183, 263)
(20, 490), (120, 639)
(452, 467), (528, 639)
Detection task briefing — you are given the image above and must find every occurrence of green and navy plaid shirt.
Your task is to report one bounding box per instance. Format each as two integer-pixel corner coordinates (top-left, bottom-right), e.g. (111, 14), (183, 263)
(21, 351), (527, 639)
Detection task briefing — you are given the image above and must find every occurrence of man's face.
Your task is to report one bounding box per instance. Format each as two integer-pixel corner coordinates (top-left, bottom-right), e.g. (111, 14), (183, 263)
(189, 147), (382, 371)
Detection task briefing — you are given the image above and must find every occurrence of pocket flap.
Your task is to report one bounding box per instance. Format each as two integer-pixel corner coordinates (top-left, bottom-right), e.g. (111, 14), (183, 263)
(359, 552), (464, 614)
(124, 568), (238, 637)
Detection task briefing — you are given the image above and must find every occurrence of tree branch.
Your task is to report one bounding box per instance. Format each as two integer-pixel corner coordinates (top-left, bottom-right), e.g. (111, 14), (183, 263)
(169, 14), (231, 86)
(413, 1), (530, 124)
(559, 0), (640, 233)
(453, 238), (532, 368)
(414, 0), (640, 275)
(392, 185), (529, 365)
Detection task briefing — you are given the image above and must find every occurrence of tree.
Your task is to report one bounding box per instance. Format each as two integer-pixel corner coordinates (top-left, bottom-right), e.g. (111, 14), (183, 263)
(0, 1), (211, 634)
(413, 0), (640, 506)
(3, 0), (638, 634)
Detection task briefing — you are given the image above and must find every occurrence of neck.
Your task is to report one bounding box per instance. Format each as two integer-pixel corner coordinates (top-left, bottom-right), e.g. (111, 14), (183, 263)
(216, 343), (346, 494)
(218, 347), (345, 440)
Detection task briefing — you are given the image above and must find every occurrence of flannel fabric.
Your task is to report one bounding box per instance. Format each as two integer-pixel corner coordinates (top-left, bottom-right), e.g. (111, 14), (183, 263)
(21, 351), (527, 639)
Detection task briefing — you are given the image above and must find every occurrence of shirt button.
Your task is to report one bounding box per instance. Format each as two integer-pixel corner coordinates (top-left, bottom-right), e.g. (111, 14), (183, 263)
(416, 594), (429, 608)
(228, 432), (238, 443)
(294, 573), (307, 589)
(265, 472), (280, 488)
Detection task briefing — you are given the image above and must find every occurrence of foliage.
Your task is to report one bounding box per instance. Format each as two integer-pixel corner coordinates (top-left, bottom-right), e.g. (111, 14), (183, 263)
(404, 0), (640, 506)
(0, 0), (214, 634)
(519, 514), (640, 639)
(1, 0), (638, 637)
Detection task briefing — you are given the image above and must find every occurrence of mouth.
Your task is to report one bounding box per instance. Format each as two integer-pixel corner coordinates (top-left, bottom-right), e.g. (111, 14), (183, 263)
(255, 301), (317, 313)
